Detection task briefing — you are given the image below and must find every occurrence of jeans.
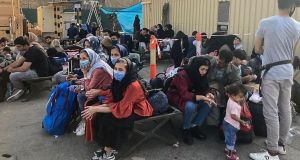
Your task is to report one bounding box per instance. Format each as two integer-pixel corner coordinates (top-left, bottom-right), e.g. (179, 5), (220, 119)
(9, 70), (38, 90)
(223, 120), (238, 150)
(183, 100), (211, 129)
(77, 91), (87, 111)
(262, 79), (293, 151)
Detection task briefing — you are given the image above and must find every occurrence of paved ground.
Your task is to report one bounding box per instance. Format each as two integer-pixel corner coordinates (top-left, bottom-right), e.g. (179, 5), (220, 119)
(1, 61), (300, 160)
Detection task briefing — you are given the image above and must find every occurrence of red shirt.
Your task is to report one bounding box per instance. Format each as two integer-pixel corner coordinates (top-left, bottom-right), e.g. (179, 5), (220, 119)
(104, 81), (153, 119)
(167, 70), (195, 112)
(83, 68), (112, 91)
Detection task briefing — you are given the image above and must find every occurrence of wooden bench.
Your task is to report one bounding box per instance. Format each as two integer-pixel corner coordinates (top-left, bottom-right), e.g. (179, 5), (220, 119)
(119, 106), (181, 158)
(22, 76), (53, 102)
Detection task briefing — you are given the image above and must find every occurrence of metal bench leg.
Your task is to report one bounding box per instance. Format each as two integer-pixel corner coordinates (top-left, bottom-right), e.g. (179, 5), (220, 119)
(120, 118), (175, 158)
(120, 134), (149, 158)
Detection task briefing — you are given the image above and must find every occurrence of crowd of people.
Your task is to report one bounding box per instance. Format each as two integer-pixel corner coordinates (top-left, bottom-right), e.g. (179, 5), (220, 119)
(0, 0), (299, 160)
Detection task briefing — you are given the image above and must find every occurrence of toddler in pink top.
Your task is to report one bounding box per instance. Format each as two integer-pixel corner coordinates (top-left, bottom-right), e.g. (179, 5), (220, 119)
(223, 84), (248, 160)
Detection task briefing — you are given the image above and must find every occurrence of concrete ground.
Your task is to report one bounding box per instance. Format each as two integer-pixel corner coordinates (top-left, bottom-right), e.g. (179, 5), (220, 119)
(1, 61), (300, 160)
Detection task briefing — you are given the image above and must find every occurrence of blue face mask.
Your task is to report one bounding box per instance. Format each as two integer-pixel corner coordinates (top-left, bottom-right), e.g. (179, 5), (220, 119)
(113, 70), (126, 81)
(110, 56), (119, 65)
(80, 60), (90, 69)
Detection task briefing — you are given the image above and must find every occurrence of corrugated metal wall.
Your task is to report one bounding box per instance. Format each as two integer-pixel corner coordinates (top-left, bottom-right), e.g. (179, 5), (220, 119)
(229, 0), (300, 55)
(142, 0), (219, 37)
(143, 0), (300, 56)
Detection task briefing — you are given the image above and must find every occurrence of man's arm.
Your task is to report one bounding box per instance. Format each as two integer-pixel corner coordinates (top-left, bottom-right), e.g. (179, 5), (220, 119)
(10, 61), (31, 73)
(293, 41), (299, 58)
(3, 56), (25, 71)
(255, 37), (264, 54)
(255, 20), (265, 54)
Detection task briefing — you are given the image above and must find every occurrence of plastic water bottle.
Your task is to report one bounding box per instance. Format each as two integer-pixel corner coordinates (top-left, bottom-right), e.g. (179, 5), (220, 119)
(287, 127), (300, 145)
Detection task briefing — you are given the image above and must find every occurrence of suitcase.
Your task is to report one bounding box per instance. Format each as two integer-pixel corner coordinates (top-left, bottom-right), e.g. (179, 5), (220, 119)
(249, 102), (267, 137)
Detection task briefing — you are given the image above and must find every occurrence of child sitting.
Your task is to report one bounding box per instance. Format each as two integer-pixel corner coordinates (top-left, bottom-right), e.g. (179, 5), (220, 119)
(223, 84), (248, 160)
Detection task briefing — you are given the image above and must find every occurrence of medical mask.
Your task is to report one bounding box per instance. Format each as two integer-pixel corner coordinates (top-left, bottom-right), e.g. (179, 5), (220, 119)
(80, 60), (90, 69)
(113, 70), (125, 81)
(112, 40), (118, 45)
(110, 56), (119, 65)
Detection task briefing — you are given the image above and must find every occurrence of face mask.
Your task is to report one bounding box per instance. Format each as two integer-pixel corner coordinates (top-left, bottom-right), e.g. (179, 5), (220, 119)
(110, 56), (119, 65)
(80, 59), (90, 69)
(112, 40), (118, 45)
(113, 70), (125, 81)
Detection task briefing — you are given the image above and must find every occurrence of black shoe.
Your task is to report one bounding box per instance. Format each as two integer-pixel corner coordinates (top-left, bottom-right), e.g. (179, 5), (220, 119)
(190, 126), (207, 140)
(182, 129), (194, 145)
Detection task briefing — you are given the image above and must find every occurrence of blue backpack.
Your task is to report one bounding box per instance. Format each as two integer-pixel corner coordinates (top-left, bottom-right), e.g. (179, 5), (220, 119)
(42, 82), (77, 135)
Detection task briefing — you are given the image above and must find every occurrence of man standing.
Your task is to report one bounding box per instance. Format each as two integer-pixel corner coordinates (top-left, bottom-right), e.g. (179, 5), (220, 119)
(5, 37), (49, 101)
(67, 23), (78, 40)
(250, 0), (300, 160)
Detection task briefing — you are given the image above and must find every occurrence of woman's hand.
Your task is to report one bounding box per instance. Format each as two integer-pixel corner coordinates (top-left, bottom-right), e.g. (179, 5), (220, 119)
(206, 93), (215, 100)
(81, 106), (98, 120)
(196, 95), (217, 106)
(86, 89), (101, 99)
(66, 74), (77, 81)
(205, 98), (217, 107)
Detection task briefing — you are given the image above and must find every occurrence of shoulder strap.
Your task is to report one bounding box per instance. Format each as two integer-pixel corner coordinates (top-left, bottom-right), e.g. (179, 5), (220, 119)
(259, 60), (292, 96)
(261, 60), (292, 77)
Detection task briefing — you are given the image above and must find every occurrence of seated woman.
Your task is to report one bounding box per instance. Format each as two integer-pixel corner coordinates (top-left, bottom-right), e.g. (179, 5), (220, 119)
(167, 57), (216, 145)
(82, 58), (153, 160)
(50, 39), (65, 53)
(74, 48), (113, 136)
(108, 45), (128, 68)
(25, 32), (45, 52)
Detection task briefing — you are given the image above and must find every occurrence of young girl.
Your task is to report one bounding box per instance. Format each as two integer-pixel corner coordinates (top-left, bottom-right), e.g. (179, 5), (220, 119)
(223, 84), (248, 160)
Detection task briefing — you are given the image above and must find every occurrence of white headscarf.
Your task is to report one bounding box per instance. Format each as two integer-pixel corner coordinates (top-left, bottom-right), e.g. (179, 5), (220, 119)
(82, 48), (113, 78)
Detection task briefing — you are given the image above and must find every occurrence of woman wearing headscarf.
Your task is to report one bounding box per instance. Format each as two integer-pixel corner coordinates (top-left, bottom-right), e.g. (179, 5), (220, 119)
(83, 36), (101, 53)
(25, 32), (45, 52)
(74, 48), (113, 136)
(171, 31), (189, 68)
(156, 24), (164, 39)
(167, 57), (216, 145)
(82, 57), (153, 160)
(50, 39), (64, 53)
(108, 45), (129, 68)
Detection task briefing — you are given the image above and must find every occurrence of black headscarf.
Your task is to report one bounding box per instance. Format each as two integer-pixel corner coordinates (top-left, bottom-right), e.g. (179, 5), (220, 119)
(184, 57), (211, 93)
(111, 57), (138, 102)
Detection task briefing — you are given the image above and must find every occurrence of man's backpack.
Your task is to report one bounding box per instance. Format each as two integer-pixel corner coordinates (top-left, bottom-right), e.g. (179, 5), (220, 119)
(42, 82), (77, 135)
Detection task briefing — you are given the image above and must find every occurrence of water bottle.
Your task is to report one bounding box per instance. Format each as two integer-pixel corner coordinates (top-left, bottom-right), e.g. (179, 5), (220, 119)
(287, 127), (300, 145)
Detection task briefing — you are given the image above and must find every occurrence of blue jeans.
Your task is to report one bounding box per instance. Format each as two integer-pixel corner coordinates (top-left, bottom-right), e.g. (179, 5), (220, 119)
(223, 120), (238, 150)
(183, 101), (211, 129)
(77, 91), (87, 111)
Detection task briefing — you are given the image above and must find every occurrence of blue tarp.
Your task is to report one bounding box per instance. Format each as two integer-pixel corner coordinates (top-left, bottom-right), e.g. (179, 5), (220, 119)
(101, 3), (142, 34)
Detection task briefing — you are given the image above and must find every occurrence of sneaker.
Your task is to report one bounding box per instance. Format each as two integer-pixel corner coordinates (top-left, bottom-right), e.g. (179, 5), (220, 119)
(91, 150), (104, 160)
(264, 140), (287, 155)
(92, 149), (118, 160)
(190, 126), (207, 140)
(7, 89), (25, 102)
(249, 151), (280, 160)
(182, 129), (194, 145)
(226, 150), (239, 160)
(102, 150), (116, 160)
(75, 120), (85, 136)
